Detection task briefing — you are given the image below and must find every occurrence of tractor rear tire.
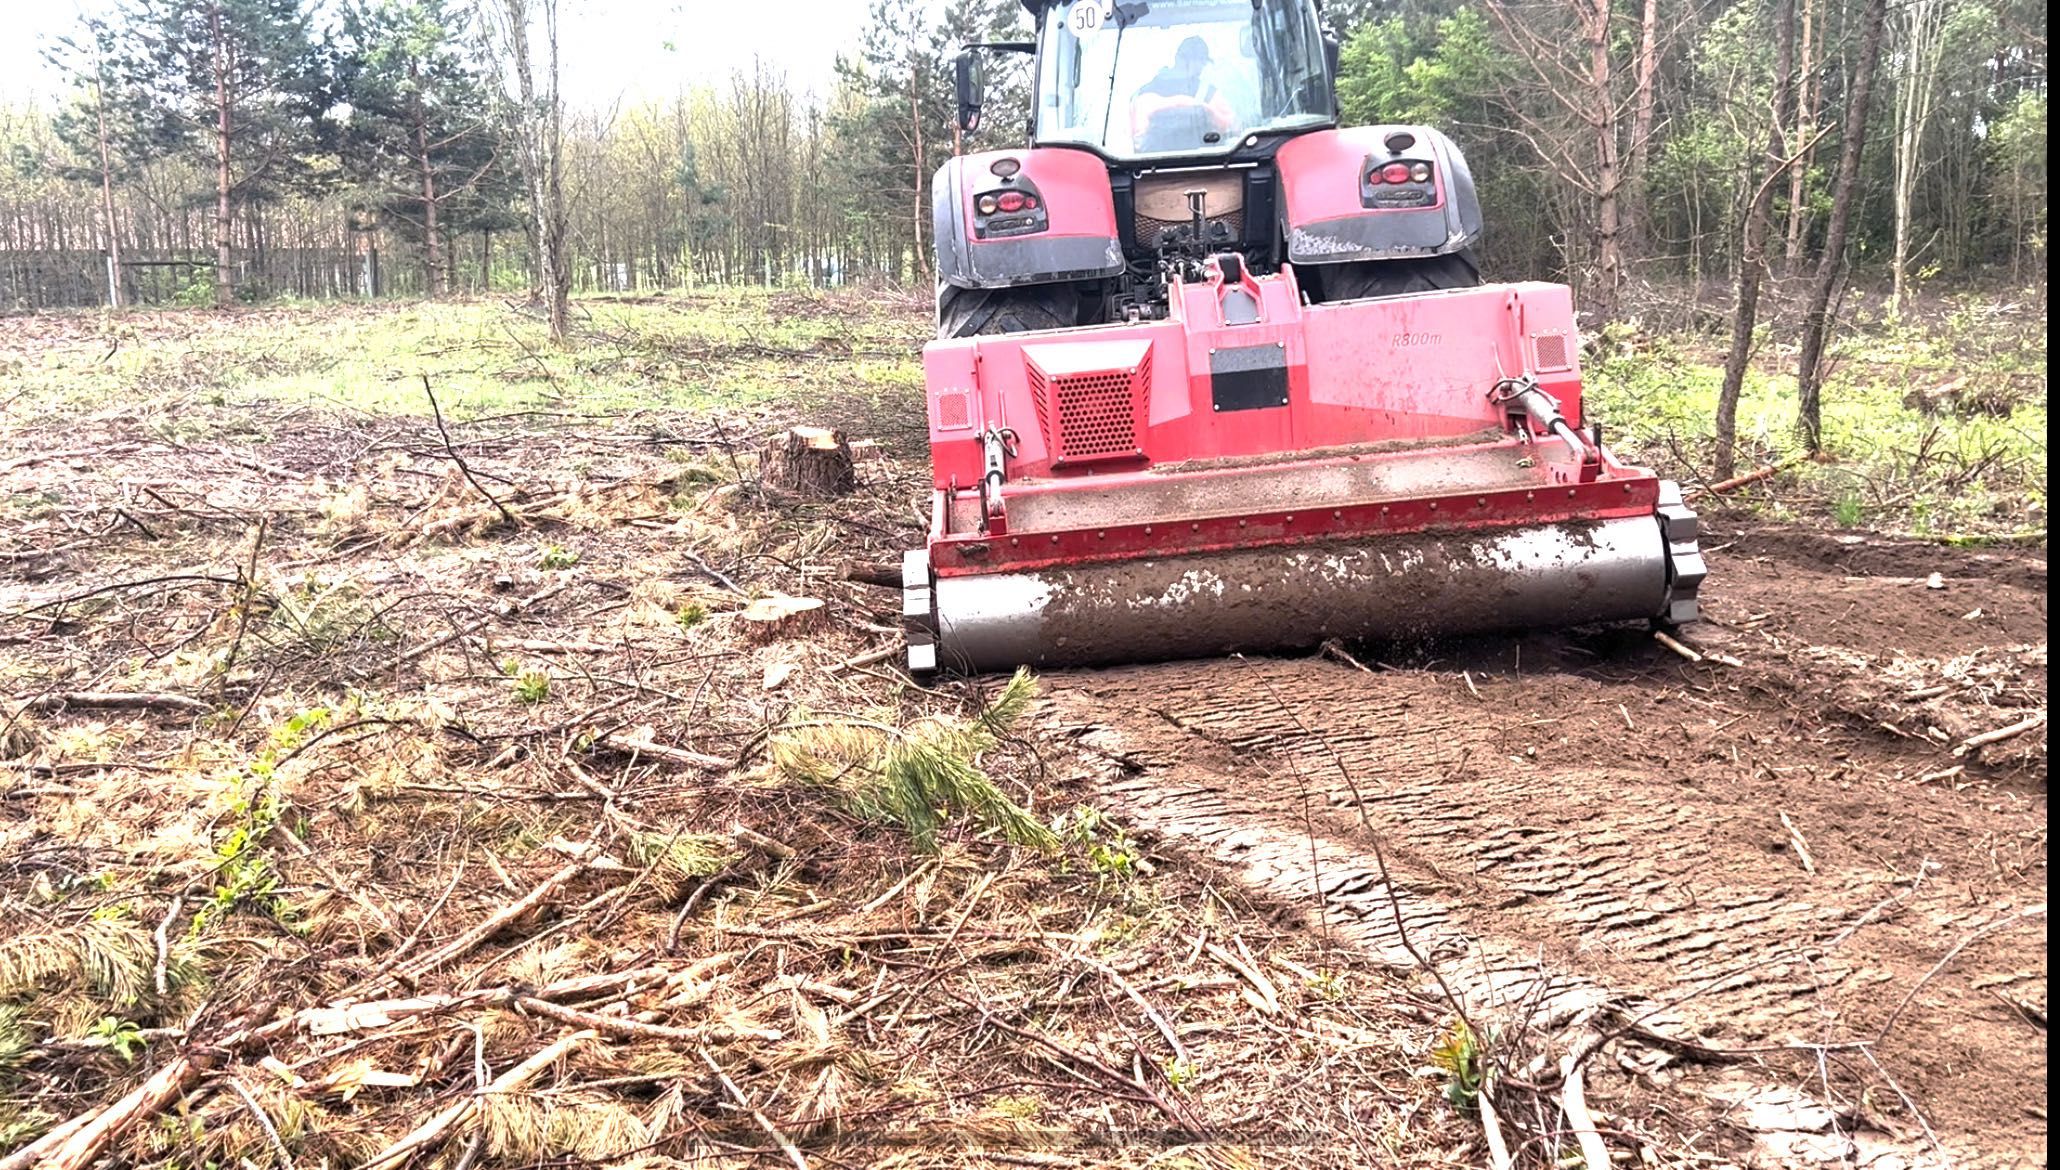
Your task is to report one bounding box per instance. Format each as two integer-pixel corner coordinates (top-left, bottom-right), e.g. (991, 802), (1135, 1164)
(937, 284), (1076, 339)
(1312, 252), (1482, 302)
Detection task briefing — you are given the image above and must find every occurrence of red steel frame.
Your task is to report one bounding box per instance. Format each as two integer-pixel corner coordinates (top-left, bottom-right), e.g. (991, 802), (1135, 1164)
(921, 270), (1664, 580)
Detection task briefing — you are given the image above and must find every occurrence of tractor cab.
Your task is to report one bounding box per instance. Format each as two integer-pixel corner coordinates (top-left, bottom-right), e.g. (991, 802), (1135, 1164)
(1030, 0), (1335, 161)
(936, 0), (1485, 336)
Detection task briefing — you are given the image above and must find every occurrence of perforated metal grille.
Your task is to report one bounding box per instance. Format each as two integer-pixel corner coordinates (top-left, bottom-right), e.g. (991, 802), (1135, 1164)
(1134, 210), (1245, 248)
(1053, 373), (1138, 458)
(1533, 333), (1571, 371)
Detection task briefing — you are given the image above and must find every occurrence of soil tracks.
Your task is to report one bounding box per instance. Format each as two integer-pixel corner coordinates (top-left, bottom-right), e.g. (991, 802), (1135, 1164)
(1041, 526), (2048, 1167)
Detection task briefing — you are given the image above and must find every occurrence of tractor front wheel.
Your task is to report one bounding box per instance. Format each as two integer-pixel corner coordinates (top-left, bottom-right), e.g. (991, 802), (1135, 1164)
(1310, 252), (1482, 302)
(937, 284), (1077, 339)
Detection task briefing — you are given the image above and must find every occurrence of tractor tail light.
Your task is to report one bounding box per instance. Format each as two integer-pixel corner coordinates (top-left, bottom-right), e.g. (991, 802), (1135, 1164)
(997, 191), (1027, 213)
(1410, 162), (1432, 182)
(977, 194), (998, 215)
(1381, 163), (1412, 185)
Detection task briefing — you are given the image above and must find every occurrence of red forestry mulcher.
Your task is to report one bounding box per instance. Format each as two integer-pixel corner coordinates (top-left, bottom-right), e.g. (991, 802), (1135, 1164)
(904, 0), (1704, 673)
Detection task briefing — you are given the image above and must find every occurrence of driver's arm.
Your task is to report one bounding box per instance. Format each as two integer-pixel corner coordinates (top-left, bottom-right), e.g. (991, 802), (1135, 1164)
(1198, 81), (1236, 131)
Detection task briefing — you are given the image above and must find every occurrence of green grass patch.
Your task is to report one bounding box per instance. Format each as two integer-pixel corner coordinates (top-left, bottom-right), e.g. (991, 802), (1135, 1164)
(1587, 300), (2046, 535)
(2, 287), (929, 422)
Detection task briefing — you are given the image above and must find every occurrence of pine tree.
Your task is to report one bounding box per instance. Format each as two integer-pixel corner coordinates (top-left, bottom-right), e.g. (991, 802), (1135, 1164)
(333, 0), (512, 296)
(43, 15), (182, 307)
(118, 0), (328, 307)
(831, 0), (1029, 280)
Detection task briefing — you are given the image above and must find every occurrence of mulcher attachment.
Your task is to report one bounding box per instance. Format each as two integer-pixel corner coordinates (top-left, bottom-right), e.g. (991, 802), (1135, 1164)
(907, 262), (1704, 673)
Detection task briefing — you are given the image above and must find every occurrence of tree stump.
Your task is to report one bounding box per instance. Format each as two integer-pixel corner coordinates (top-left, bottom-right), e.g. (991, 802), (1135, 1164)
(761, 427), (856, 498)
(739, 594), (827, 642)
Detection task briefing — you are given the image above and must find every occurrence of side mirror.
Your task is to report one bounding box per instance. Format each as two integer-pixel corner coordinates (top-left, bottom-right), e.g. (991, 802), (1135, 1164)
(955, 49), (986, 134)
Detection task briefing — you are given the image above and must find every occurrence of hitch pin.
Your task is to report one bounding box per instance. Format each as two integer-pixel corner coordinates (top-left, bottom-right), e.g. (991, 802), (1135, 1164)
(977, 426), (1018, 533)
(1491, 377), (1593, 462)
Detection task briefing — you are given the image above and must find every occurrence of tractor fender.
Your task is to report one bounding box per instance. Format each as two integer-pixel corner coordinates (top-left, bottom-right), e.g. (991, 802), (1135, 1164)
(1275, 126), (1484, 267)
(933, 147), (1125, 291)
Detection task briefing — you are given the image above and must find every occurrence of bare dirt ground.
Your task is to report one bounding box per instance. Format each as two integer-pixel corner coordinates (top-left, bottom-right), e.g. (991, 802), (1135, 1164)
(1041, 523), (2047, 1168)
(0, 298), (2047, 1170)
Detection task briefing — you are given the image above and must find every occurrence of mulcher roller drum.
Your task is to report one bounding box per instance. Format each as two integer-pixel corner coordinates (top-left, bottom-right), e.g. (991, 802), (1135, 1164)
(923, 515), (1688, 672)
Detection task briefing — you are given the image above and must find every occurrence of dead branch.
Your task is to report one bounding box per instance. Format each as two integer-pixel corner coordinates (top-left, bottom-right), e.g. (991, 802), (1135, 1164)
(20, 690), (212, 715)
(1558, 1050), (1612, 1170)
(397, 854), (600, 978)
(1876, 907), (2047, 1041)
(1653, 631), (1703, 662)
(599, 729), (730, 771)
(1954, 711), (2045, 757)
(1694, 453), (1809, 496)
(361, 1030), (595, 1170)
(226, 1077), (297, 1170)
(699, 1045), (812, 1170)
(1479, 1079), (1516, 1170)
(965, 997), (1208, 1137)
(1072, 953), (1189, 1064)
(424, 375), (519, 527)
(0, 997), (284, 1170)
(507, 993), (781, 1042)
(1779, 811), (1817, 874)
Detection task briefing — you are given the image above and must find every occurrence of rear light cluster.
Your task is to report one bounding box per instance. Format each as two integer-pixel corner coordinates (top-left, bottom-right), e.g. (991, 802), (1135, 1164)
(971, 160), (1049, 240)
(1368, 161), (1433, 185)
(976, 191), (1040, 215)
(1361, 153), (1440, 211)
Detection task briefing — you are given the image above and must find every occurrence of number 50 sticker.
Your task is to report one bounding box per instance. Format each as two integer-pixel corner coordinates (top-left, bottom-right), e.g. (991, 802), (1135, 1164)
(1066, 0), (1114, 34)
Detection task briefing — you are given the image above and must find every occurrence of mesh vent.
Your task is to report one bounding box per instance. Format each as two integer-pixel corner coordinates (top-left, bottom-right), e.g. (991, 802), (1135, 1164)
(1024, 346), (1150, 467)
(935, 390), (972, 430)
(1134, 209), (1245, 248)
(1533, 333), (1571, 371)
(1052, 372), (1137, 458)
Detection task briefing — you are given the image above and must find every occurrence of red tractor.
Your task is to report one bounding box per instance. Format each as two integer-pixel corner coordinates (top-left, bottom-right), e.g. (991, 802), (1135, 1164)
(904, 0), (1703, 673)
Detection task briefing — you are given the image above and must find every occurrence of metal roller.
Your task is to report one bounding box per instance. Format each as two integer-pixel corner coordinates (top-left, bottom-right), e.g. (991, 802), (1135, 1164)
(919, 515), (1682, 672)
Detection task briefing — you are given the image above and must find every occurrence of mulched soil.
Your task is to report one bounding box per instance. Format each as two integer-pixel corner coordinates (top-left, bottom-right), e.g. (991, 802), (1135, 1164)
(0, 303), (2045, 1170)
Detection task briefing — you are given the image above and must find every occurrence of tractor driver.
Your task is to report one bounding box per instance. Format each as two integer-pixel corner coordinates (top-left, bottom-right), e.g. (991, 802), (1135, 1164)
(1130, 35), (1237, 153)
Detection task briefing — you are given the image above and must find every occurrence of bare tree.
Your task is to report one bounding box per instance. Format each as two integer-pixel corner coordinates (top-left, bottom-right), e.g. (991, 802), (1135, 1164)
(491, 0), (569, 342)
(1781, 0), (1819, 271)
(1484, 0), (1630, 321)
(1887, 0), (1950, 318)
(1624, 0), (1663, 251)
(1796, 0), (1891, 450)
(1713, 0), (1799, 481)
